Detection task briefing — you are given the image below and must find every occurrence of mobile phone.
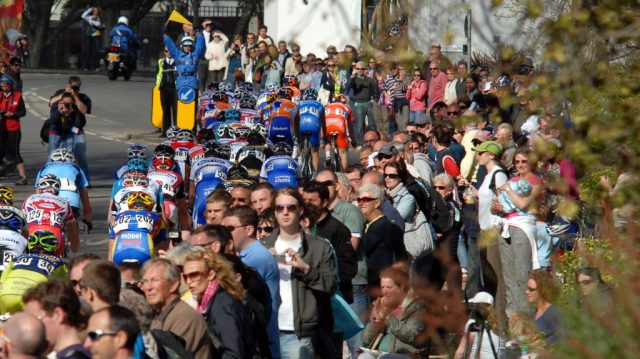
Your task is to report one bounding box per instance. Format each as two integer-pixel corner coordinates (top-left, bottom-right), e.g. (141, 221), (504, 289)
(275, 254), (287, 264)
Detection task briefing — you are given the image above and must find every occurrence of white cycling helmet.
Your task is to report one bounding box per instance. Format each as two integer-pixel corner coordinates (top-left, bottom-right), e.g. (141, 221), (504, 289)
(117, 16), (129, 25)
(50, 148), (76, 163)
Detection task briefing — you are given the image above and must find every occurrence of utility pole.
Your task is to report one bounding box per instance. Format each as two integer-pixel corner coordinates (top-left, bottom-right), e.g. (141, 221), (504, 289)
(465, 8), (471, 69)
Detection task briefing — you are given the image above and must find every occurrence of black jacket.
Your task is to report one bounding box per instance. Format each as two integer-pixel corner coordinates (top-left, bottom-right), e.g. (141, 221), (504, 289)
(203, 287), (255, 359)
(262, 228), (337, 337)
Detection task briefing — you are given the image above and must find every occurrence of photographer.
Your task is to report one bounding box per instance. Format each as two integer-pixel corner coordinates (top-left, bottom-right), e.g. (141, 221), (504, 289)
(260, 53), (282, 89)
(0, 76), (27, 185)
(454, 292), (504, 359)
(225, 35), (244, 83)
(48, 92), (83, 156)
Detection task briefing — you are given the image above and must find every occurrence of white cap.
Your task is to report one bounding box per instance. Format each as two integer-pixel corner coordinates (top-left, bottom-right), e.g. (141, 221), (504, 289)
(117, 16), (128, 25)
(469, 292), (494, 305)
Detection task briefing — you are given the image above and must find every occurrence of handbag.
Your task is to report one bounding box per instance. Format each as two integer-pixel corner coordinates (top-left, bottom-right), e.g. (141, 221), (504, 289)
(403, 208), (435, 259)
(331, 292), (364, 339)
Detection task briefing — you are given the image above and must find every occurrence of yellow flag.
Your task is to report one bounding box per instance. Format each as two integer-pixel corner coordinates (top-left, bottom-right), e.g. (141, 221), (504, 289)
(167, 10), (192, 25)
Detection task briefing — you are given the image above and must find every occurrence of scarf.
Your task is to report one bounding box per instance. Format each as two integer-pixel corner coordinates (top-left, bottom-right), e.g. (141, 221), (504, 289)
(197, 279), (219, 314)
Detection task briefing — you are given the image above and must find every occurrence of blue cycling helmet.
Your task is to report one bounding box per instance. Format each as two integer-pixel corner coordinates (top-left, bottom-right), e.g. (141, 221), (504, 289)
(225, 109), (241, 121)
(127, 157), (149, 173)
(238, 95), (256, 109)
(302, 88), (318, 101)
(127, 144), (148, 159)
(0, 205), (25, 232)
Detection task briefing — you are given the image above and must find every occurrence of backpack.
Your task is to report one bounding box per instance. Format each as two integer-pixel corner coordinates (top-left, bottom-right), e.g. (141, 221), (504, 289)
(488, 167), (509, 194)
(148, 329), (194, 359)
(406, 178), (453, 234)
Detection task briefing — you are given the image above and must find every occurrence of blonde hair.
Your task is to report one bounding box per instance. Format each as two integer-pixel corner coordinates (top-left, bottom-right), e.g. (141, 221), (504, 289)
(184, 250), (246, 301)
(509, 312), (544, 348)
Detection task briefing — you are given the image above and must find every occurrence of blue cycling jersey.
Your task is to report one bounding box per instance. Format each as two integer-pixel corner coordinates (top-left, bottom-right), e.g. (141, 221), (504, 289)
(192, 169), (227, 226)
(299, 100), (324, 147)
(259, 155), (299, 181)
(36, 162), (89, 209)
(190, 158), (233, 182)
(267, 115), (295, 147)
(111, 209), (165, 264)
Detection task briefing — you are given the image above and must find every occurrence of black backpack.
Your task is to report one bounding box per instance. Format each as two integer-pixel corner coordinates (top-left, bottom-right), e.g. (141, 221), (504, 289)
(406, 178), (453, 234)
(148, 329), (194, 359)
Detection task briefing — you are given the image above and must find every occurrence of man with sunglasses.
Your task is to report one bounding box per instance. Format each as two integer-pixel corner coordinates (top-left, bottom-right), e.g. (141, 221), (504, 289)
(262, 188), (336, 358)
(350, 61), (378, 146)
(84, 305), (140, 359)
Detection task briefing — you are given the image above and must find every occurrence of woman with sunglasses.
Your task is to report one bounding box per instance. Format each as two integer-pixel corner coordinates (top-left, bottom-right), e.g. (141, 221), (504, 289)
(257, 209), (277, 240)
(493, 148), (544, 319)
(526, 269), (561, 345)
(406, 68), (427, 124)
(383, 161), (415, 222)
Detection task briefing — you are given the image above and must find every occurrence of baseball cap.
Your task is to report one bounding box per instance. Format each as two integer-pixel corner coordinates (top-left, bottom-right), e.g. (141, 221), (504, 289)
(378, 143), (398, 156)
(469, 291), (494, 305)
(472, 141), (502, 156)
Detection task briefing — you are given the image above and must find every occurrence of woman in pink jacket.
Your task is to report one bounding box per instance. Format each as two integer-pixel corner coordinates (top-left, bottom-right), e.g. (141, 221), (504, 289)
(406, 69), (427, 124)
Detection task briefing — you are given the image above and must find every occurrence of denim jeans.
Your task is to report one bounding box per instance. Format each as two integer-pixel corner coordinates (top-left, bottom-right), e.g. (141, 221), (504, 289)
(280, 332), (314, 359)
(48, 133), (74, 156)
(347, 285), (370, 358)
(73, 132), (90, 182)
(352, 101), (376, 146)
(457, 232), (468, 270)
(409, 110), (426, 124)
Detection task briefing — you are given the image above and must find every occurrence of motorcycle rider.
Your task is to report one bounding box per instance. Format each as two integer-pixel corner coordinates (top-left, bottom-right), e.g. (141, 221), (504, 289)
(109, 16), (139, 71)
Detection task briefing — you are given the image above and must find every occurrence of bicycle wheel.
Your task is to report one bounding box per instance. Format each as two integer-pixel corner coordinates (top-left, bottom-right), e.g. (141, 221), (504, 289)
(301, 136), (313, 178)
(331, 137), (342, 172)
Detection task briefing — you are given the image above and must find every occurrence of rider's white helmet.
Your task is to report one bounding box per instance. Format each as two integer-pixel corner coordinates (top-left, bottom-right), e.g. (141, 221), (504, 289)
(117, 16), (129, 26)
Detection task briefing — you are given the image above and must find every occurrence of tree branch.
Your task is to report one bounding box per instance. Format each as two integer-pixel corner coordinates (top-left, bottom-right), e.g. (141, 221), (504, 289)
(46, 5), (85, 45)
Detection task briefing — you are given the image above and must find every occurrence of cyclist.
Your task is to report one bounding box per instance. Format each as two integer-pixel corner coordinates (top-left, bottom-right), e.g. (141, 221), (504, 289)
(0, 205), (27, 272)
(147, 153), (186, 227)
(110, 191), (166, 265)
(35, 149), (92, 226)
(114, 143), (148, 180)
(260, 143), (299, 189)
(110, 169), (164, 220)
(282, 74), (301, 103)
(0, 186), (14, 205)
(190, 144), (233, 227)
(271, 87), (299, 118)
(169, 129), (198, 182)
(324, 94), (356, 171)
(22, 175), (80, 256)
(298, 88), (325, 172)
(0, 230), (67, 314)
(267, 108), (296, 148)
(234, 134), (271, 179)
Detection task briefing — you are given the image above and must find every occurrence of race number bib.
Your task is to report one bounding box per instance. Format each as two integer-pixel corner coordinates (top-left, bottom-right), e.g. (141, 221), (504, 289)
(60, 178), (77, 192)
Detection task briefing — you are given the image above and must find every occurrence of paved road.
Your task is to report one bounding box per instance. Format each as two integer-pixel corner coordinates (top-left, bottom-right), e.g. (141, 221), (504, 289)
(9, 73), (161, 258)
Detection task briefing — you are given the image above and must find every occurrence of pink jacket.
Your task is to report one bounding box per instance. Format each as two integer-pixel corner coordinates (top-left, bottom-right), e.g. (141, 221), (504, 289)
(406, 79), (427, 111)
(427, 70), (448, 110)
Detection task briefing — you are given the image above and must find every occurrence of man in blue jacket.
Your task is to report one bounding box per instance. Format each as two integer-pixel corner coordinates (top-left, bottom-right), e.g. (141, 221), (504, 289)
(109, 16), (139, 70)
(163, 25), (206, 93)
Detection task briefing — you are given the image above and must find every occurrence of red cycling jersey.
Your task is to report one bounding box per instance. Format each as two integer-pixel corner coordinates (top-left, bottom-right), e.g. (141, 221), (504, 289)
(324, 102), (353, 149)
(21, 193), (75, 256)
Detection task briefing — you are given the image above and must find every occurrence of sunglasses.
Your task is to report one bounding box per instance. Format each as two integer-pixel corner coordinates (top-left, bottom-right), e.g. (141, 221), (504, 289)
(327, 64), (335, 67)
(275, 204), (299, 213)
(317, 180), (336, 187)
(430, 67), (438, 70)
(377, 153), (393, 160)
(356, 197), (376, 204)
(183, 270), (206, 282)
(447, 111), (459, 116)
(384, 173), (400, 179)
(356, 68), (365, 70)
(526, 287), (538, 292)
(459, 104), (468, 109)
(515, 160), (529, 164)
(257, 226), (274, 233)
(87, 330), (118, 342)
(434, 185), (449, 190)
(224, 224), (247, 232)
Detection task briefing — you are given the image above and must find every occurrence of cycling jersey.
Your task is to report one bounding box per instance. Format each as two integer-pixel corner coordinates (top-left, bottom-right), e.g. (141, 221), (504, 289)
(267, 110), (295, 147)
(188, 145), (206, 164)
(111, 209), (165, 264)
(35, 162), (89, 209)
(235, 145), (270, 179)
(239, 108), (261, 126)
(0, 253), (66, 314)
(259, 155), (299, 181)
(299, 100), (325, 148)
(228, 139), (248, 159)
(170, 141), (198, 178)
(110, 180), (164, 220)
(190, 157), (234, 182)
(192, 170), (227, 227)
(271, 98), (299, 119)
(324, 102), (353, 149)
(0, 230), (27, 272)
(201, 102), (230, 129)
(21, 193), (75, 257)
(147, 169), (185, 226)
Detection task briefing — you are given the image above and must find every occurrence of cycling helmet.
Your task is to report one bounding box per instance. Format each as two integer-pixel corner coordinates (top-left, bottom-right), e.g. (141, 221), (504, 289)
(152, 156), (175, 170)
(226, 164), (250, 181)
(180, 36), (194, 47)
(127, 191), (155, 210)
(27, 230), (59, 254)
(283, 75), (299, 88)
(278, 87), (294, 100)
(176, 129), (195, 142)
(247, 130), (267, 146)
(0, 206), (25, 232)
(547, 222), (571, 237)
(196, 128), (215, 144)
(122, 172), (149, 187)
(333, 94), (349, 104)
(117, 16), (129, 25)
(154, 144), (175, 158)
(211, 90), (229, 103)
(0, 186), (14, 205)
(265, 92), (278, 105)
(206, 142), (232, 159)
(127, 144), (148, 159)
(234, 86), (248, 98)
(273, 142), (293, 156)
(225, 109), (241, 121)
(238, 95), (257, 109)
(49, 148), (75, 163)
(266, 83), (280, 93)
(302, 88), (318, 101)
(37, 174), (61, 195)
(218, 81), (233, 93)
(252, 123), (268, 138)
(127, 158), (149, 173)
(234, 126), (251, 139)
(166, 126), (180, 141)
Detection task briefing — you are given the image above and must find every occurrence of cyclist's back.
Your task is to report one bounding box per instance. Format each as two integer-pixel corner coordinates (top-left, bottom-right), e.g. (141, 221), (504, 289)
(260, 155), (298, 181)
(111, 209), (164, 265)
(36, 161), (88, 210)
(325, 101), (353, 148)
(299, 99), (324, 147)
(22, 193), (75, 251)
(267, 109), (295, 147)
(0, 230), (27, 272)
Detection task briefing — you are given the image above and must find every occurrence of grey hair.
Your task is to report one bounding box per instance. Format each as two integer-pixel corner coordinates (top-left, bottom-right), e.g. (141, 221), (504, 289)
(433, 173), (455, 188)
(164, 242), (203, 267)
(358, 183), (385, 201)
(142, 258), (181, 285)
(336, 172), (352, 191)
(119, 287), (154, 331)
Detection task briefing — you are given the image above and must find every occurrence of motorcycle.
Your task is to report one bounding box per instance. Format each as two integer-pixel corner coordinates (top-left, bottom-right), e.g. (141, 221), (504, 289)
(101, 43), (134, 81)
